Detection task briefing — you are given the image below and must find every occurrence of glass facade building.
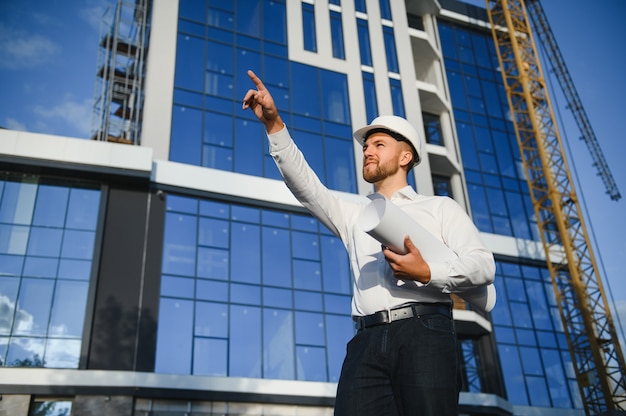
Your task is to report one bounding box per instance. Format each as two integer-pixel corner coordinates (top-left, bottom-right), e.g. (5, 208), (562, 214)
(0, 0), (588, 415)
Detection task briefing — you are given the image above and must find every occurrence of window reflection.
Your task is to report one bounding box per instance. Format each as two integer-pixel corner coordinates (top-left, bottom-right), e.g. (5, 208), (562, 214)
(0, 175), (100, 369)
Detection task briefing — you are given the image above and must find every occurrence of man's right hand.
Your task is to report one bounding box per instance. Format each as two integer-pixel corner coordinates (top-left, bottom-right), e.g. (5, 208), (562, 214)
(242, 70), (284, 134)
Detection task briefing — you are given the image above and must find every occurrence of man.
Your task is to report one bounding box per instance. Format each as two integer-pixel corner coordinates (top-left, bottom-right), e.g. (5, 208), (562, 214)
(243, 70), (495, 416)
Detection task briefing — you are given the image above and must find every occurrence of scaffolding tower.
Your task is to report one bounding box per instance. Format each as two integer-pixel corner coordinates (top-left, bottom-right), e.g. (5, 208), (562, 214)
(92, 0), (150, 145)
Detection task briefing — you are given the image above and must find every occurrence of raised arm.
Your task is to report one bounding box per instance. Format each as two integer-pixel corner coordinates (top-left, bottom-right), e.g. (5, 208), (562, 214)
(242, 70), (284, 134)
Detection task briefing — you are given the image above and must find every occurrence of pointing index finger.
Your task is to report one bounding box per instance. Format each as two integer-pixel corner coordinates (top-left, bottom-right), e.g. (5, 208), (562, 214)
(247, 69), (266, 91)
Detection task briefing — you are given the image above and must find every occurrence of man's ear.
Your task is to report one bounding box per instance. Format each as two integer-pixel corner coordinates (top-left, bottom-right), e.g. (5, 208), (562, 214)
(399, 149), (413, 168)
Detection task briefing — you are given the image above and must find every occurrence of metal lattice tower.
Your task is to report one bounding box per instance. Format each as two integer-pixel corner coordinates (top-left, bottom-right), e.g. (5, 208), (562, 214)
(92, 0), (150, 145)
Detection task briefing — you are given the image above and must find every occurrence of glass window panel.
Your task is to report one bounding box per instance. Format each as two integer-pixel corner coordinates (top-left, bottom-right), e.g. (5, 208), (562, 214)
(379, 0), (392, 20)
(179, 0), (205, 22)
(231, 205), (260, 223)
(178, 19), (205, 38)
(44, 338), (81, 368)
(497, 344), (528, 405)
(294, 290), (323, 312)
(302, 3), (317, 52)
(357, 20), (372, 67)
(361, 72), (380, 136)
(493, 326), (515, 343)
(6, 336), (45, 367)
(174, 34), (205, 91)
(541, 348), (572, 408)
(59, 261), (92, 285)
(204, 111), (233, 147)
(263, 287), (292, 308)
(206, 41), (234, 74)
(0, 276), (20, 335)
(229, 305), (261, 377)
(161, 275), (195, 298)
(325, 137), (356, 193)
(292, 231), (319, 261)
(234, 118), (264, 176)
(324, 294), (350, 315)
(170, 105), (203, 165)
(195, 301), (228, 337)
(516, 328), (537, 346)
(236, 0), (261, 37)
(205, 72), (234, 99)
(32, 185), (68, 227)
(263, 56), (289, 89)
(155, 298), (193, 374)
(162, 212), (197, 276)
(536, 330), (558, 348)
(291, 63), (320, 117)
(66, 188), (100, 230)
(202, 144), (233, 171)
(167, 194), (198, 214)
(291, 214), (317, 232)
(207, 7), (234, 31)
(390, 78), (404, 118)
(510, 302), (533, 329)
(194, 337), (227, 376)
(293, 260), (321, 291)
(321, 235), (350, 295)
(0, 181), (36, 225)
(262, 227), (292, 287)
(262, 210), (289, 228)
(527, 376), (551, 406)
(196, 279), (228, 302)
(198, 217), (229, 248)
(230, 223), (260, 284)
(295, 311), (325, 346)
(26, 227), (62, 257)
(230, 283), (260, 305)
(519, 346), (543, 376)
(263, 308), (295, 379)
(321, 70), (350, 125)
(526, 280), (552, 330)
(197, 247), (229, 280)
(23, 257), (58, 278)
(61, 230), (95, 260)
(48, 280), (88, 337)
(263, 0), (287, 44)
(505, 277), (527, 302)
(325, 314), (353, 382)
(0, 254), (24, 275)
(296, 345), (327, 381)
(383, 27), (398, 73)
(13, 278), (54, 336)
(330, 10), (345, 59)
(355, 0), (366, 13)
(199, 200), (229, 219)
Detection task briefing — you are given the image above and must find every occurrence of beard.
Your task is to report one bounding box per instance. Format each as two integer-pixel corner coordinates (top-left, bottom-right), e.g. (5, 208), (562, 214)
(363, 158), (400, 183)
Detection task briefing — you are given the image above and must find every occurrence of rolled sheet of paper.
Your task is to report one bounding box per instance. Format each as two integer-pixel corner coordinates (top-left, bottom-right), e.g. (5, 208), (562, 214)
(358, 197), (496, 312)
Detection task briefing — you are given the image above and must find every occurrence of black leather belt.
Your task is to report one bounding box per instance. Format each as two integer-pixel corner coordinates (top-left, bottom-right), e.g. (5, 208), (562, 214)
(354, 303), (452, 330)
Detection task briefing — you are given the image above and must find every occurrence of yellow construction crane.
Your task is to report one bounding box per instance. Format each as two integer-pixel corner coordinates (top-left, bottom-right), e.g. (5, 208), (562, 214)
(484, 0), (626, 414)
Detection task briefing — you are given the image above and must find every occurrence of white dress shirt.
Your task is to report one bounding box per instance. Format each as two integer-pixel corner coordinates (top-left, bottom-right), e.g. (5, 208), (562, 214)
(268, 126), (495, 317)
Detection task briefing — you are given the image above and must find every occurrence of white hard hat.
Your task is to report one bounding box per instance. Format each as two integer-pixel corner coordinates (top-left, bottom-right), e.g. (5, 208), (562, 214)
(353, 115), (422, 166)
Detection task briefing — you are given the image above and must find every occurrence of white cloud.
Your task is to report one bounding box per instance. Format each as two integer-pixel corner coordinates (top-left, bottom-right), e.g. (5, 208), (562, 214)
(32, 96), (94, 138)
(3, 117), (28, 131)
(0, 23), (60, 70)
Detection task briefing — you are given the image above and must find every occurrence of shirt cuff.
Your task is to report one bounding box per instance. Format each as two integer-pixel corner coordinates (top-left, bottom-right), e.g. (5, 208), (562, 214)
(267, 123), (289, 150)
(426, 261), (450, 291)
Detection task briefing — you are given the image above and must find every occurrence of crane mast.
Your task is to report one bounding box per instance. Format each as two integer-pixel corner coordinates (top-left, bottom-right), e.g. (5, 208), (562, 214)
(485, 0), (626, 414)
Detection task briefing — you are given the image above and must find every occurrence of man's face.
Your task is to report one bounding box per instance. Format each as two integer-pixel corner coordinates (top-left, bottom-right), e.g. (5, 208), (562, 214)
(362, 132), (405, 183)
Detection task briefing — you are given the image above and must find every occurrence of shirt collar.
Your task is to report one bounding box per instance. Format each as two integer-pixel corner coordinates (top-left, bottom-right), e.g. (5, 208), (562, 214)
(367, 186), (418, 202)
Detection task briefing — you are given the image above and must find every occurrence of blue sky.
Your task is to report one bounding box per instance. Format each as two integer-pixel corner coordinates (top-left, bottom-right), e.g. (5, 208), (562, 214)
(1, 0), (625, 345)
